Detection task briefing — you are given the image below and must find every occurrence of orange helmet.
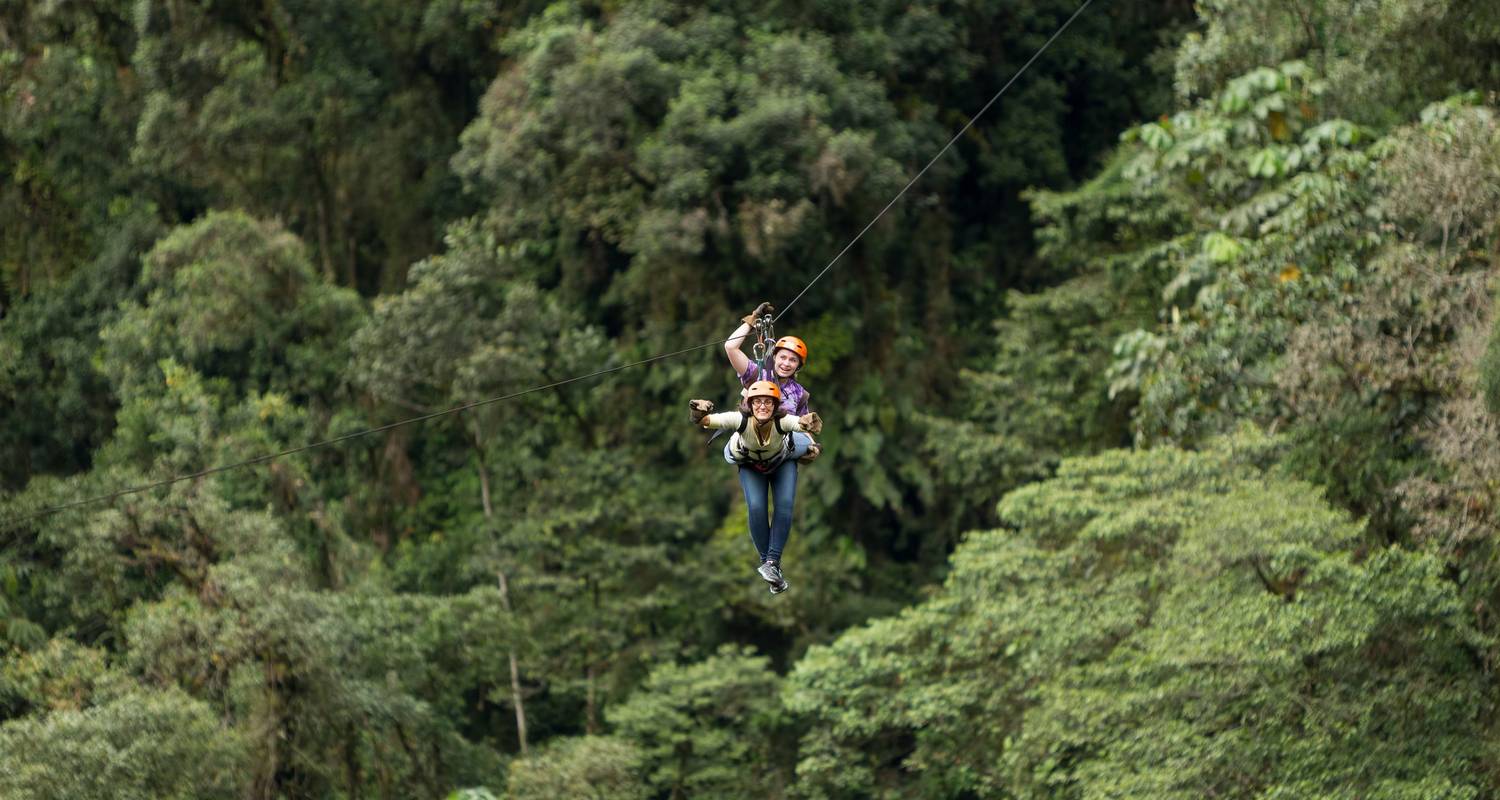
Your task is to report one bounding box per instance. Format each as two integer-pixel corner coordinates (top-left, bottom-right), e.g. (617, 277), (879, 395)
(743, 380), (783, 402)
(772, 336), (808, 365)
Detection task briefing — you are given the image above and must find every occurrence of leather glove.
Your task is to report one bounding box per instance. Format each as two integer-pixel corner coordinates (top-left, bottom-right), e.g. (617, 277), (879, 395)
(800, 411), (823, 435)
(741, 301), (774, 326)
(797, 443), (822, 465)
(689, 399), (715, 425)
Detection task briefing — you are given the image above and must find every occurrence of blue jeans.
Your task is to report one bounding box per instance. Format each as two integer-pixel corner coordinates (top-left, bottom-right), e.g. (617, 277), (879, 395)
(737, 462), (798, 564)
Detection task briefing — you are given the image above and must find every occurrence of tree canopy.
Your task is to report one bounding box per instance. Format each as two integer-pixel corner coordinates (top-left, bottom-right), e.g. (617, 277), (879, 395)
(6, 0), (1500, 797)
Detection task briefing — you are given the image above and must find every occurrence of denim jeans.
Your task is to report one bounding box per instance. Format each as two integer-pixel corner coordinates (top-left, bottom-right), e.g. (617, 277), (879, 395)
(737, 461), (798, 564)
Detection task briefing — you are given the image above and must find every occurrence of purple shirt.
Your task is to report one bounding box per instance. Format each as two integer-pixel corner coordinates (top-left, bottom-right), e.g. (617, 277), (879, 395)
(740, 363), (810, 416)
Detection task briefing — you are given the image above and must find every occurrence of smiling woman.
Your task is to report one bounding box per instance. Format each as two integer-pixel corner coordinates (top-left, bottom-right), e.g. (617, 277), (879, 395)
(723, 302), (823, 466)
(689, 383), (824, 595)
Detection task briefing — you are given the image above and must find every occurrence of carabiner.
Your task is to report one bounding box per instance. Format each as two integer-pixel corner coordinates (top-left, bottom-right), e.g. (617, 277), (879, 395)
(755, 314), (775, 344)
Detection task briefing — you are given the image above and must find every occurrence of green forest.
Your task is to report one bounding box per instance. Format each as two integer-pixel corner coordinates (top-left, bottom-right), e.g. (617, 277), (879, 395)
(4, 0), (1500, 796)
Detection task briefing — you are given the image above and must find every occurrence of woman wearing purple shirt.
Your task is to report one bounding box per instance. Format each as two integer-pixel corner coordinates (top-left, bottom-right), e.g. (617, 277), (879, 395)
(723, 302), (821, 464)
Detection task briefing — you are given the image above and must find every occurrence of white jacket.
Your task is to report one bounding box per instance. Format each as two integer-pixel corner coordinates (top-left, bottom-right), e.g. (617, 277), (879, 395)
(702, 412), (808, 464)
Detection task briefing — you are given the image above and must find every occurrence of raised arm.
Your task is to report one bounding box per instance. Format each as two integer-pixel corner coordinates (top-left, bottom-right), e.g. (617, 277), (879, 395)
(724, 302), (773, 378)
(700, 411), (747, 430)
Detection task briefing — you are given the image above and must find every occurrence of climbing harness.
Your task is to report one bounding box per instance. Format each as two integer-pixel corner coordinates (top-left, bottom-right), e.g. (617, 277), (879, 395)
(708, 372), (795, 471)
(721, 380), (797, 473)
(730, 413), (798, 474)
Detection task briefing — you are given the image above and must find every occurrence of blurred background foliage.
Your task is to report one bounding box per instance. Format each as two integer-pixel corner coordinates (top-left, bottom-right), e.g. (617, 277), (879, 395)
(6, 0), (1500, 796)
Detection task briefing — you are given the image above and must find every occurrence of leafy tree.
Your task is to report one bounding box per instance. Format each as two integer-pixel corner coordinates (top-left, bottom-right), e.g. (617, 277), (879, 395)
(0, 687), (251, 800)
(0, 636), (248, 800)
(128, 0), (521, 291)
(351, 226), (734, 747)
(609, 645), (791, 798)
(0, 211), (524, 797)
(1098, 61), (1380, 445)
(918, 270), (1141, 541)
(504, 735), (649, 800)
(930, 58), (1384, 531)
(89, 211), (372, 578)
(1175, 0), (1500, 123)
(787, 430), (1490, 798)
(0, 1), (141, 299)
(1003, 65), (1493, 546)
(4, 450), (514, 798)
(1277, 98), (1500, 535)
(0, 200), (161, 490)
(99, 210), (364, 405)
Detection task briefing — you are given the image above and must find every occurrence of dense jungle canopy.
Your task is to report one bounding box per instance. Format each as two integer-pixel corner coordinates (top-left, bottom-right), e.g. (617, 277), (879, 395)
(4, 0), (1500, 797)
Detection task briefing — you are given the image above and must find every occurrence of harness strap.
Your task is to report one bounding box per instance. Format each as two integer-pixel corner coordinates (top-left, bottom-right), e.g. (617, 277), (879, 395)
(731, 414), (796, 473)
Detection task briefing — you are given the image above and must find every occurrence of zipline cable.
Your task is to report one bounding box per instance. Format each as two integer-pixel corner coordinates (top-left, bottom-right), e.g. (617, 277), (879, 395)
(1, 0), (1094, 529)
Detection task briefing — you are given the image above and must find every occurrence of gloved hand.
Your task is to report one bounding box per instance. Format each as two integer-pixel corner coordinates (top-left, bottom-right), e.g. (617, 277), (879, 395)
(800, 411), (823, 435)
(741, 301), (774, 326)
(797, 443), (822, 465)
(689, 399), (715, 425)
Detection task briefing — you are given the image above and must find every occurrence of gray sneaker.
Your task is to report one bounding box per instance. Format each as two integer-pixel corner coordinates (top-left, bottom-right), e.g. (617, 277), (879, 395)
(757, 560), (789, 595)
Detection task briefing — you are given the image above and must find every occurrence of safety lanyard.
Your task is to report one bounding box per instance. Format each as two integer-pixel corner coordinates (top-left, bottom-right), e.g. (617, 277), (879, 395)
(750, 314), (776, 381)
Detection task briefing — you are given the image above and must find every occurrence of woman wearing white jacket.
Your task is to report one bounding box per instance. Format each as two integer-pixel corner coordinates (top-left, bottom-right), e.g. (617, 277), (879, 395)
(690, 380), (823, 595)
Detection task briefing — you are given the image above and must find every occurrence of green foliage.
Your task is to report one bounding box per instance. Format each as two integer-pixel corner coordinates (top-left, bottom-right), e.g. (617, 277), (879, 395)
(798, 432), (1488, 792)
(1109, 61), (1380, 444)
(609, 645), (791, 798)
(0, 1), (142, 298)
(1275, 100), (1500, 532)
(504, 736), (649, 800)
(100, 210), (364, 405)
(0, 639), (118, 716)
(0, 199), (161, 489)
(1014, 57), (1500, 546)
(920, 272), (1141, 537)
(453, 2), (906, 318)
(1, 473), (512, 796)
(128, 0), (516, 290)
(1482, 294), (1500, 415)
(0, 687), (251, 800)
(1175, 0), (1500, 123)
(350, 225), (729, 736)
(34, 1), (1500, 796)
(788, 430), (1490, 798)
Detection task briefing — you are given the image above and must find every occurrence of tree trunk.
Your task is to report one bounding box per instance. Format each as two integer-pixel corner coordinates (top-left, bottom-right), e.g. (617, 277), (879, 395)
(497, 569), (528, 755)
(344, 722), (362, 800)
(586, 660), (599, 735)
(472, 417), (528, 755)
